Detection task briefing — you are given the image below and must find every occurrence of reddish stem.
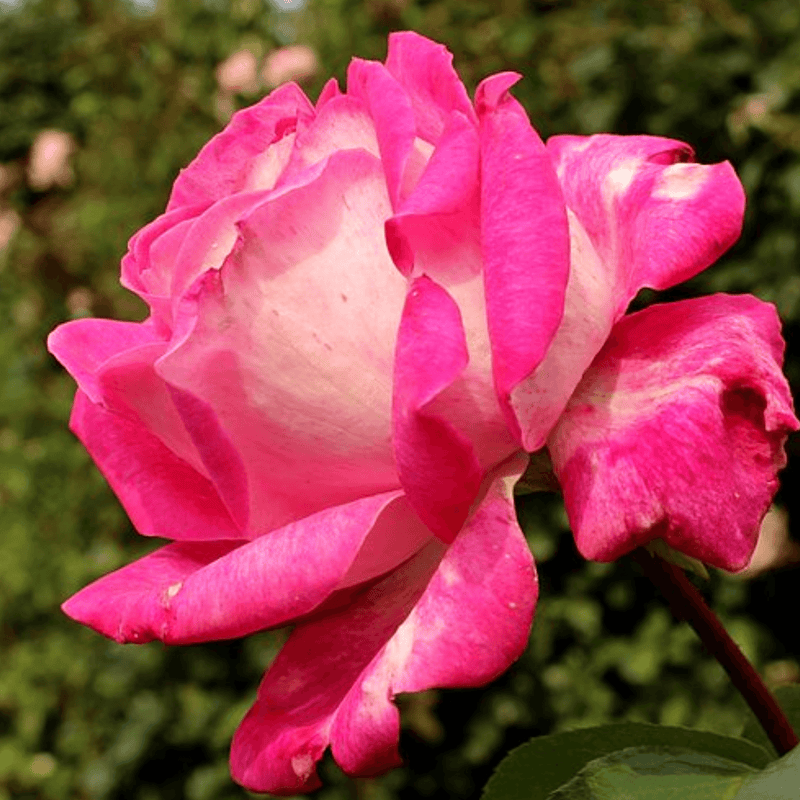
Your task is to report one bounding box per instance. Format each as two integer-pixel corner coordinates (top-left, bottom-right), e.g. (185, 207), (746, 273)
(630, 548), (798, 756)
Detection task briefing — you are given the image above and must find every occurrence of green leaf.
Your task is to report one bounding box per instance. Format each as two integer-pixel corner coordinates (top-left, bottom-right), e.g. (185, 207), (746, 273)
(548, 746), (757, 800)
(739, 685), (800, 758)
(734, 743), (800, 799)
(481, 723), (771, 800)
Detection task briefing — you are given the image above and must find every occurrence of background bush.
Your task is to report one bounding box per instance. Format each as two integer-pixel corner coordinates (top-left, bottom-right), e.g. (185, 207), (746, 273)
(1, 0), (798, 798)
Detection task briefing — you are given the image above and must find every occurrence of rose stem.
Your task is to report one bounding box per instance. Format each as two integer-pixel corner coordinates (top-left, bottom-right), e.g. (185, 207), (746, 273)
(629, 547), (798, 756)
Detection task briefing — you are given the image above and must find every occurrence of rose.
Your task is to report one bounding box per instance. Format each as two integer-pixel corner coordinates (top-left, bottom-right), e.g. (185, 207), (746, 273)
(48, 32), (797, 794)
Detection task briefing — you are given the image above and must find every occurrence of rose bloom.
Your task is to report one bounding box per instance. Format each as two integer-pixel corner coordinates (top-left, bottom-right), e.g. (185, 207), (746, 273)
(262, 44), (319, 89)
(216, 49), (260, 95)
(27, 129), (75, 191)
(48, 32), (797, 794)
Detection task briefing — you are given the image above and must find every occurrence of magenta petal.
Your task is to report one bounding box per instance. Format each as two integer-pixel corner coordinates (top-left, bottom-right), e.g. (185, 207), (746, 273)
(346, 58), (415, 208)
(166, 386), (250, 533)
(121, 204), (205, 325)
(510, 212), (616, 451)
(385, 110), (480, 280)
(62, 540), (239, 643)
(513, 136), (745, 452)
(50, 316), (224, 491)
(47, 318), (164, 404)
(48, 317), (214, 488)
(391, 454), (536, 693)
(230, 536), (446, 793)
(330, 459), (535, 775)
(167, 83), (314, 211)
(229, 456), (533, 793)
(548, 294), (799, 571)
(69, 391), (241, 541)
(62, 490), (406, 645)
(316, 77), (341, 108)
(392, 275), (483, 543)
(384, 32), (476, 142)
(546, 134), (745, 306)
(476, 73), (570, 443)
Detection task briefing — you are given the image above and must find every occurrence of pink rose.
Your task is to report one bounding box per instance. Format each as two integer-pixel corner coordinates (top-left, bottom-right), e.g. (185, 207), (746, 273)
(262, 44), (319, 89)
(27, 129), (76, 191)
(215, 49), (260, 95)
(48, 32), (797, 794)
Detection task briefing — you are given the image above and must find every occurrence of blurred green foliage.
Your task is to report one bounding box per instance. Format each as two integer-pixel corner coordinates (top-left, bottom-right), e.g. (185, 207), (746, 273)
(1, 0), (799, 798)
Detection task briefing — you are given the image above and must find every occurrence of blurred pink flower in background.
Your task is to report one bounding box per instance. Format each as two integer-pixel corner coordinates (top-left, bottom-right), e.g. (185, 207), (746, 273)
(215, 49), (260, 95)
(48, 32), (797, 794)
(262, 44), (318, 88)
(27, 129), (75, 191)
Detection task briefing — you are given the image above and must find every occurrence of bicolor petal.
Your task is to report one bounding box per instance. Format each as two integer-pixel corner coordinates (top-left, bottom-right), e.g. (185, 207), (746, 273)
(346, 58), (416, 208)
(167, 82), (315, 211)
(230, 456), (533, 794)
(392, 275), (483, 542)
(68, 391), (242, 541)
(230, 536), (445, 794)
(48, 317), (215, 490)
(121, 204), (205, 326)
(546, 133), (745, 312)
(62, 490), (416, 645)
(515, 136), (746, 451)
(278, 93), (380, 186)
(476, 73), (571, 444)
(47, 317), (164, 405)
(548, 294), (798, 571)
(385, 110), (481, 280)
(384, 31), (476, 142)
(157, 149), (406, 536)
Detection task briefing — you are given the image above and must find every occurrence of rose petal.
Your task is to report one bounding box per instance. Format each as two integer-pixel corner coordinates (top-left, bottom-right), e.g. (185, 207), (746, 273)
(62, 490), (421, 645)
(548, 294), (799, 571)
(392, 275), (483, 543)
(346, 58), (415, 208)
(168, 191), (279, 307)
(167, 83), (314, 211)
(49, 316), (220, 488)
(546, 134), (745, 309)
(231, 538), (444, 793)
(476, 73), (571, 444)
(157, 149), (406, 536)
(385, 110), (480, 280)
(121, 204), (205, 326)
(68, 390), (241, 541)
(384, 31), (476, 143)
(48, 317), (164, 405)
(165, 386), (250, 532)
(230, 456), (533, 793)
(511, 210), (616, 451)
(316, 77), (341, 109)
(331, 456), (534, 776)
(280, 94), (380, 185)
(514, 135), (746, 451)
